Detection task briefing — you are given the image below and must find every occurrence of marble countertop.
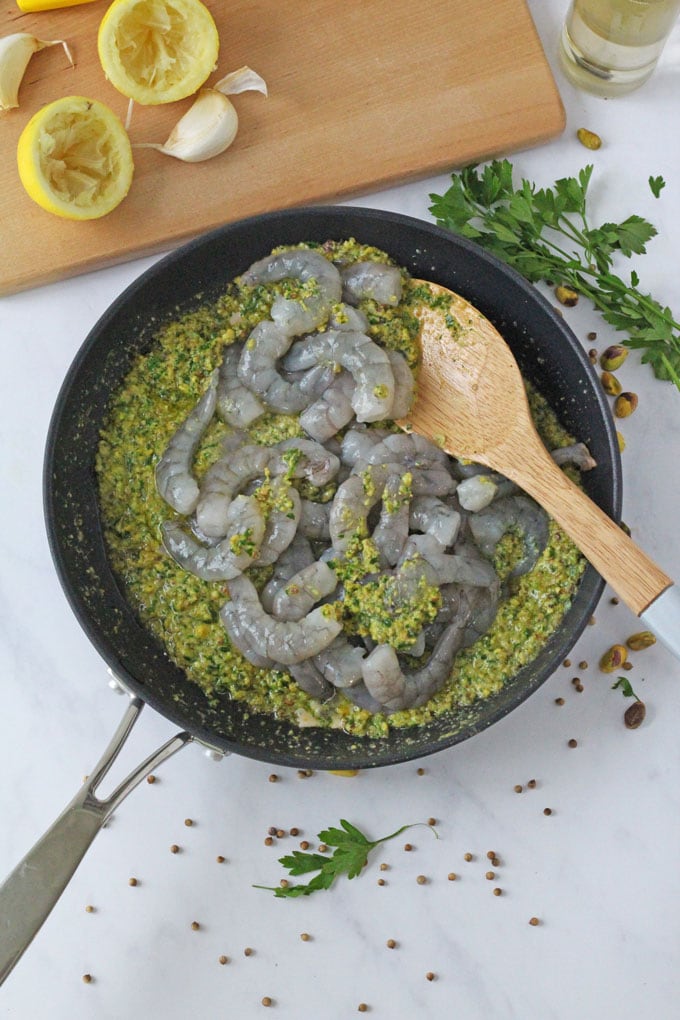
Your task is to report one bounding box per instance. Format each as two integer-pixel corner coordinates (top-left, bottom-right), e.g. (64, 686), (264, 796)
(1, 3), (679, 1017)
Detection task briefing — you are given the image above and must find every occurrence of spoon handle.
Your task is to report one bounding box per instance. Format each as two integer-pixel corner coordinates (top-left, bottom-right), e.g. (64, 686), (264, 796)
(497, 437), (672, 619)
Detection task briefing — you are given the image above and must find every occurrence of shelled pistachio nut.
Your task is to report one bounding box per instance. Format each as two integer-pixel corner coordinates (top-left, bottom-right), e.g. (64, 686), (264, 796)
(599, 644), (628, 673)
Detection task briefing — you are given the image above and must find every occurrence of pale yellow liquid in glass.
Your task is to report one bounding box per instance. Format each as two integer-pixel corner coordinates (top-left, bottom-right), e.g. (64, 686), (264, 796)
(560, 0), (680, 94)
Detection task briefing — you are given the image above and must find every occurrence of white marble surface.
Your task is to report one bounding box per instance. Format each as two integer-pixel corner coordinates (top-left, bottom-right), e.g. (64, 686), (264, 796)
(1, 2), (679, 1017)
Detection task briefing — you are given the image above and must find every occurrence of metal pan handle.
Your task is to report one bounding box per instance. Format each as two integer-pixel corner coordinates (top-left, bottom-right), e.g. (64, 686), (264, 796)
(0, 695), (191, 985)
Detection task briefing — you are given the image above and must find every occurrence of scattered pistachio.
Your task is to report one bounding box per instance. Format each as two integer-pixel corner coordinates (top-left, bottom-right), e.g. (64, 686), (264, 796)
(555, 284), (579, 306)
(626, 631), (657, 651)
(577, 127), (602, 149)
(600, 370), (622, 396)
(624, 700), (647, 728)
(599, 644), (628, 672)
(614, 391), (638, 418)
(600, 345), (629, 371)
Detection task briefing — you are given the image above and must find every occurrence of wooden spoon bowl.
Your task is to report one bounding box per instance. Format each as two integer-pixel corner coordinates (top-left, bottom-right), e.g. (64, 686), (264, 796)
(403, 281), (678, 649)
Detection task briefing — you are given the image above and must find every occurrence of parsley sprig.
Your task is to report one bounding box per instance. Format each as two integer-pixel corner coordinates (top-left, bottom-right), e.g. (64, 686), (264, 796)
(255, 818), (437, 898)
(429, 160), (680, 388)
(612, 675), (643, 701)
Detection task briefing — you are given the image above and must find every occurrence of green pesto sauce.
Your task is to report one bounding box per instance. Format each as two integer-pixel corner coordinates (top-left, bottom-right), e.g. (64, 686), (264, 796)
(96, 242), (586, 741)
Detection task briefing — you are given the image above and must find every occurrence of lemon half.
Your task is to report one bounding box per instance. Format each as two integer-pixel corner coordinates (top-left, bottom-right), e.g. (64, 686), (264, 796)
(17, 96), (134, 220)
(98, 0), (220, 105)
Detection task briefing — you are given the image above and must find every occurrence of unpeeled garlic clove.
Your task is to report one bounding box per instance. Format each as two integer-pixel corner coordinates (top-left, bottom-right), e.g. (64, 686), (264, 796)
(136, 66), (267, 163)
(0, 33), (74, 112)
(137, 89), (239, 163)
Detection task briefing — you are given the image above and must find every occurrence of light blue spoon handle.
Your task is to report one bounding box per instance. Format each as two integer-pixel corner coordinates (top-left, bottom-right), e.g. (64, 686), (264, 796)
(640, 585), (680, 660)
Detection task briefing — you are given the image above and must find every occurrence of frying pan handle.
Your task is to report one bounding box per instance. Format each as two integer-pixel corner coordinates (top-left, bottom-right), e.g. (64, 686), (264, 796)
(0, 696), (191, 985)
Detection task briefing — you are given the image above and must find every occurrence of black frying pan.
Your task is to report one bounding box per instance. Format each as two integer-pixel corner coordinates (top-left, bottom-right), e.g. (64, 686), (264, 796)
(44, 206), (621, 771)
(0, 207), (621, 982)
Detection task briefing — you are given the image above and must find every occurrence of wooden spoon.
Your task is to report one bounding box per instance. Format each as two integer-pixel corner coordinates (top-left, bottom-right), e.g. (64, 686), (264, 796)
(403, 281), (679, 657)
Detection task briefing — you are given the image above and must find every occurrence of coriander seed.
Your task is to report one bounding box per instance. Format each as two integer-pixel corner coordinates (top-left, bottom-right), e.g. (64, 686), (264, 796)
(568, 739), (578, 748)
(191, 921), (200, 930)
(218, 955), (229, 965)
(529, 917), (540, 926)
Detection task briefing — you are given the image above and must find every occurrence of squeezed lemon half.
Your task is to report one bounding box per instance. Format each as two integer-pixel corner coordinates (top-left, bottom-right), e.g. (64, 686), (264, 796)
(17, 96), (134, 220)
(98, 0), (220, 105)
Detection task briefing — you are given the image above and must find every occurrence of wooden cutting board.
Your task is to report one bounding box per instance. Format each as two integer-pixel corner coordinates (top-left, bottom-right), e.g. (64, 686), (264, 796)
(0, 0), (564, 295)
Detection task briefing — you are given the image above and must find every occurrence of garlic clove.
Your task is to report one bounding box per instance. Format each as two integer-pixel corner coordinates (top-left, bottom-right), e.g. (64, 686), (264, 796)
(136, 89), (239, 163)
(0, 33), (74, 112)
(214, 65), (268, 98)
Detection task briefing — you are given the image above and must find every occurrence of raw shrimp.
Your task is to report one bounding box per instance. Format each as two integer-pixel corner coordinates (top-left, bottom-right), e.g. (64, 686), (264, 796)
(468, 495), (549, 577)
(409, 496), (461, 548)
(272, 438), (340, 488)
(271, 560), (338, 621)
(284, 330), (395, 423)
(361, 621), (466, 712)
(195, 443), (273, 539)
(314, 636), (366, 689)
(386, 350), (415, 419)
(240, 248), (342, 336)
(357, 432), (457, 497)
(161, 494), (265, 580)
(287, 660), (334, 701)
(328, 303), (369, 332)
(237, 321), (317, 414)
(340, 261), (403, 306)
(155, 371), (218, 515)
(299, 371), (356, 442)
(221, 574), (342, 665)
(340, 426), (389, 468)
(298, 499), (332, 541)
(398, 533), (499, 589)
(260, 533), (315, 613)
(216, 342), (265, 427)
(255, 486), (302, 566)
(371, 473), (411, 567)
(329, 467), (390, 552)
(551, 442), (597, 471)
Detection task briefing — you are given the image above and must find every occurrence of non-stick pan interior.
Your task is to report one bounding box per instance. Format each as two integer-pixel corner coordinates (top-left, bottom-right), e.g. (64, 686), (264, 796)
(44, 207), (621, 769)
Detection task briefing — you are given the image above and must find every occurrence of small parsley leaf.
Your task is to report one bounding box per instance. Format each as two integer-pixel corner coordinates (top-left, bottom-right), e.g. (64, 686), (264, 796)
(612, 676), (642, 701)
(254, 819), (437, 898)
(649, 175), (666, 198)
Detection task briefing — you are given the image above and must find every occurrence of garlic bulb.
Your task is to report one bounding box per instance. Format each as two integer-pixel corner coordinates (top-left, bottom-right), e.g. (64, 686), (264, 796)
(0, 33), (73, 112)
(136, 65), (267, 163)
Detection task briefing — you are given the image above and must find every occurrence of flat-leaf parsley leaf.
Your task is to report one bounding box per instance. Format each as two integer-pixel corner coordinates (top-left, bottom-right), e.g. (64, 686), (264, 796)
(429, 160), (680, 388)
(254, 818), (437, 898)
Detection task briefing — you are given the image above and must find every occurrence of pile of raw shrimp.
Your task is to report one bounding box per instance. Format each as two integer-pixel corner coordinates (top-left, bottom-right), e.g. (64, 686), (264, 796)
(155, 247), (594, 714)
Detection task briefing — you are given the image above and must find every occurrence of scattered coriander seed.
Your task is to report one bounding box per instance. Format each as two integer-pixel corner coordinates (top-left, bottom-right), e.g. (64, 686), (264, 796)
(146, 774), (156, 784)
(491, 857), (500, 867)
(377, 878), (386, 886)
(555, 698), (565, 706)
(543, 808), (553, 816)
(297, 770), (307, 779)
(417, 767), (425, 775)
(485, 871), (495, 880)
(575, 682), (584, 692)
(379, 863), (389, 871)
(218, 955), (229, 965)
(486, 851), (496, 860)
(622, 661), (634, 671)
(216, 855), (225, 863)
(587, 331), (597, 341)
(386, 939), (397, 949)
(184, 818), (193, 827)
(610, 596), (620, 605)
(493, 888), (502, 896)
(170, 844), (180, 854)
(563, 658), (571, 668)
(571, 676), (581, 686)
(128, 877), (138, 887)
(318, 843), (328, 853)
(300, 933), (311, 942)
(529, 917), (540, 926)
(358, 1005), (369, 1013)
(568, 739), (578, 748)
(244, 947), (254, 956)
(587, 347), (598, 362)
(464, 852), (473, 861)
(262, 997), (272, 1007)
(589, 615), (596, 626)
(191, 921), (200, 931)
(426, 972), (436, 981)
(290, 827), (300, 837)
(276, 829), (285, 839)
(416, 875), (427, 885)
(268, 826), (277, 835)
(264, 837), (274, 846)
(85, 904), (95, 913)
(427, 817), (437, 827)
(404, 843), (414, 852)
(514, 784), (523, 793)
(280, 879), (289, 888)
(579, 660), (588, 670)
(448, 872), (457, 881)
(268, 774), (279, 783)
(527, 779), (537, 789)
(82, 974), (93, 984)
(300, 840), (310, 850)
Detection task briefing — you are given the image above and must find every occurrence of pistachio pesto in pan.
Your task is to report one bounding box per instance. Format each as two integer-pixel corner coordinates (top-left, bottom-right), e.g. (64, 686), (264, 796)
(96, 241), (587, 740)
